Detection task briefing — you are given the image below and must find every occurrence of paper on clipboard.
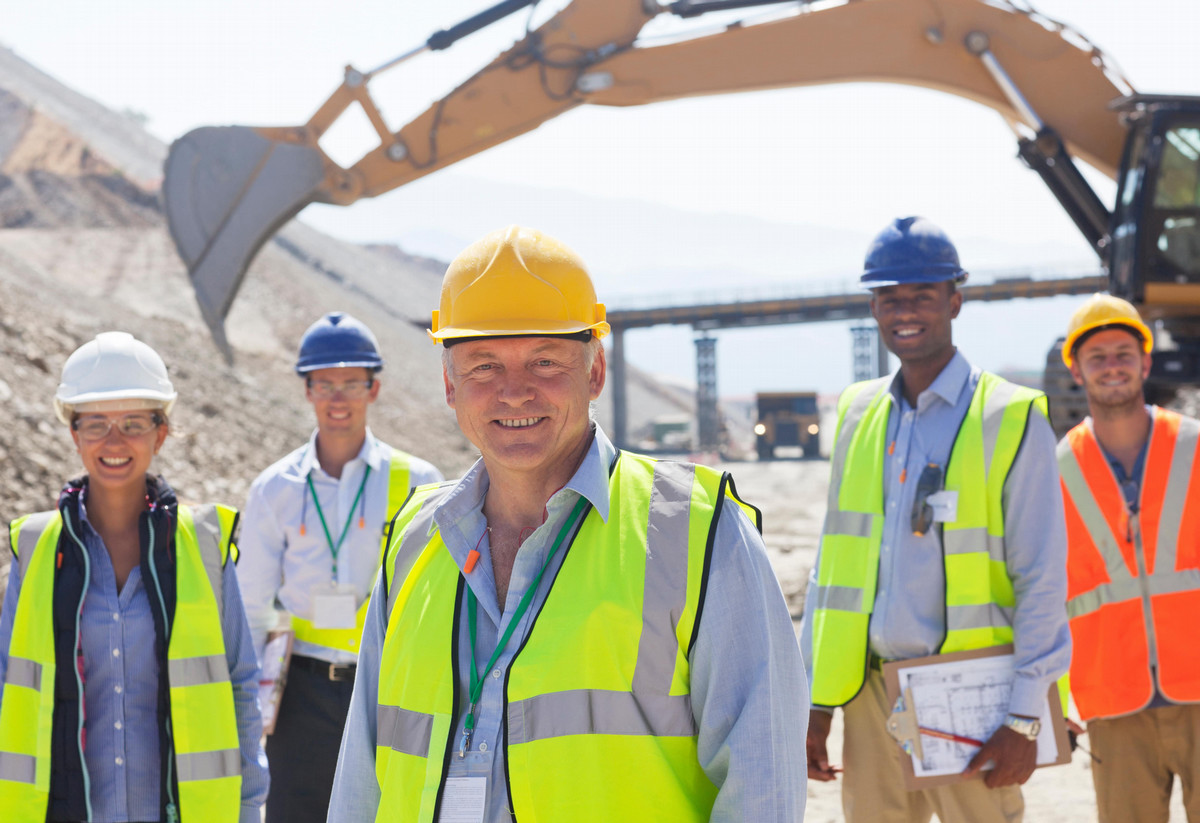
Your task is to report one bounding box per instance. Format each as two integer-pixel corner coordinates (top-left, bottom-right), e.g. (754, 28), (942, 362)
(257, 629), (294, 736)
(883, 644), (1070, 789)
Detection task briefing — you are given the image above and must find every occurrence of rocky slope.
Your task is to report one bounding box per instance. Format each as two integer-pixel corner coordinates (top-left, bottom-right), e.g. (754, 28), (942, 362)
(0, 47), (693, 592)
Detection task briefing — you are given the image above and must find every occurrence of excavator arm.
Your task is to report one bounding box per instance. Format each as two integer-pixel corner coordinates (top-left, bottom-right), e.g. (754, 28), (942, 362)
(164, 0), (1133, 355)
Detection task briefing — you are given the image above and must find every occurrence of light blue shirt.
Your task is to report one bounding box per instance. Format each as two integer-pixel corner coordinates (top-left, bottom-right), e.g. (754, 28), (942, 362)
(1094, 406), (1171, 710)
(0, 495), (268, 823)
(803, 351), (1071, 717)
(237, 429), (443, 664)
(329, 426), (808, 822)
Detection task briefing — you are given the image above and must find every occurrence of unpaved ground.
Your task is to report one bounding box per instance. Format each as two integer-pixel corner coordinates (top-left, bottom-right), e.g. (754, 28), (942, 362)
(721, 456), (1188, 822)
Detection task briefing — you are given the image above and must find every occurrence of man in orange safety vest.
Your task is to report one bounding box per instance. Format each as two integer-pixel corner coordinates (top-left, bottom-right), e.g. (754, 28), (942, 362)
(1057, 294), (1200, 823)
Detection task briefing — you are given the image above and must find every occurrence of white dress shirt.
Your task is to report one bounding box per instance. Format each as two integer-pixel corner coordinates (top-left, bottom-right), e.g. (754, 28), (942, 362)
(237, 428), (443, 664)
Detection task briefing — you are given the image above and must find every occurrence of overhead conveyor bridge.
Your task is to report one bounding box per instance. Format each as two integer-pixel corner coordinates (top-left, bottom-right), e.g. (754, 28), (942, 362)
(606, 271), (1108, 451)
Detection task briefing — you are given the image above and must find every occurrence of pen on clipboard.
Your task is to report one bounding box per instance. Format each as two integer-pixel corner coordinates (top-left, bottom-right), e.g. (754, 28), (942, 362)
(920, 726), (985, 747)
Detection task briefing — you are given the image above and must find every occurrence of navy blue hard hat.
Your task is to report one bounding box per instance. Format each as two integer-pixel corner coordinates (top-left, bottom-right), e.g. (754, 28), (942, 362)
(861, 217), (968, 289)
(295, 312), (384, 374)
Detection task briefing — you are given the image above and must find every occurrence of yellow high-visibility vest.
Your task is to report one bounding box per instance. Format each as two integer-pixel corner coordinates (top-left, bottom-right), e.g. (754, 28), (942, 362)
(371, 453), (759, 822)
(810, 372), (1046, 707)
(292, 449), (413, 654)
(0, 504), (242, 822)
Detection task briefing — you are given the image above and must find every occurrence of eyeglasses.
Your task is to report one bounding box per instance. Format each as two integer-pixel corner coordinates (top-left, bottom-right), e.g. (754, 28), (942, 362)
(911, 462), (944, 537)
(306, 378), (374, 399)
(72, 413), (163, 441)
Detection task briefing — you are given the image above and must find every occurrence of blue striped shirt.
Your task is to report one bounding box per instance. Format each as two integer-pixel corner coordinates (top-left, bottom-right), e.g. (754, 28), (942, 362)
(0, 497), (268, 823)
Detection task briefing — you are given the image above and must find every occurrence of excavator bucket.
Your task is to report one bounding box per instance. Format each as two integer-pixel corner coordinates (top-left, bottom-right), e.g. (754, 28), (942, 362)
(163, 126), (326, 361)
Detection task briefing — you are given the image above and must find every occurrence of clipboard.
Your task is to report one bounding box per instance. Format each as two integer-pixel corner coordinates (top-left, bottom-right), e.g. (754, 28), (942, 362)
(257, 629), (294, 736)
(882, 644), (1070, 790)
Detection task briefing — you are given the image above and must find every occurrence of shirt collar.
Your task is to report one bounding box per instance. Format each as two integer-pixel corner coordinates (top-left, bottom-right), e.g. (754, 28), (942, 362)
(433, 424), (617, 534)
(888, 349), (972, 411)
(299, 427), (382, 476)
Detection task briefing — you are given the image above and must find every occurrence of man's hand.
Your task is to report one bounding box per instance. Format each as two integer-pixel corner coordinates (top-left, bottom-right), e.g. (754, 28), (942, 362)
(806, 709), (840, 781)
(961, 725), (1037, 787)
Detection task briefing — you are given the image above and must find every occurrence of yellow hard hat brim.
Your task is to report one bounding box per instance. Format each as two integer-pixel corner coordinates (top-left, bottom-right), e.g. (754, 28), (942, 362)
(1062, 317), (1153, 368)
(428, 317), (611, 345)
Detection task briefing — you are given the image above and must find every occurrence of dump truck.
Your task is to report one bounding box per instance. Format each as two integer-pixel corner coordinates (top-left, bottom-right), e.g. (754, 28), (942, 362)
(754, 392), (820, 460)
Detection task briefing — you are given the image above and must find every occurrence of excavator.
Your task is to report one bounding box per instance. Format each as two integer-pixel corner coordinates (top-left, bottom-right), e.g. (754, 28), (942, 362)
(162, 0), (1200, 434)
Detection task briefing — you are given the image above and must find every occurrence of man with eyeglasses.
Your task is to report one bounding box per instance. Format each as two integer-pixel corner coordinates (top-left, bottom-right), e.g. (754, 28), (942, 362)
(801, 217), (1071, 823)
(1057, 294), (1200, 823)
(236, 311), (443, 823)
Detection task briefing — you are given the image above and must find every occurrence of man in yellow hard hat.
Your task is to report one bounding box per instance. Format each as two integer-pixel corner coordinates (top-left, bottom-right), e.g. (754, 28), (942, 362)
(327, 226), (808, 822)
(1057, 293), (1200, 822)
(803, 217), (1071, 823)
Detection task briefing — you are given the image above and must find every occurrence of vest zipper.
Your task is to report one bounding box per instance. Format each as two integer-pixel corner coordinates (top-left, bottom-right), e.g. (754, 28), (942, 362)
(60, 510), (95, 823)
(147, 517), (180, 821)
(1128, 513), (1160, 671)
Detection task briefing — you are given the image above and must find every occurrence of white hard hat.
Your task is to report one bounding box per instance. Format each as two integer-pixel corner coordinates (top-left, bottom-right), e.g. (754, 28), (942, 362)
(54, 332), (177, 425)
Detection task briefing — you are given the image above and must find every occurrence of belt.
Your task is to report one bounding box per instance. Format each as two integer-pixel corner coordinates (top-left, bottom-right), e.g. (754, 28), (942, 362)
(291, 654), (357, 682)
(868, 652), (893, 672)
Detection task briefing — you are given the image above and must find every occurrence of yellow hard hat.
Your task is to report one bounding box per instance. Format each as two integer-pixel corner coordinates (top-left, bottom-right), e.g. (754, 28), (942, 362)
(1062, 293), (1153, 368)
(429, 225), (610, 345)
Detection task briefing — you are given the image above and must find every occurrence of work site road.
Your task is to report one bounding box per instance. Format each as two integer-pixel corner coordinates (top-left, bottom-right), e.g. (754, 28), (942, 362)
(721, 456), (1188, 822)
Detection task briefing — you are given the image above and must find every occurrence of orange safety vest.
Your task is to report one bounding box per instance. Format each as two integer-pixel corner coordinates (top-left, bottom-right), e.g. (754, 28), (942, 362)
(1057, 407), (1200, 720)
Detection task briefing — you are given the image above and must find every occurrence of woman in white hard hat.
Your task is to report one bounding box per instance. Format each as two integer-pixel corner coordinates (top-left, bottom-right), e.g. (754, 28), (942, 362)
(0, 332), (267, 822)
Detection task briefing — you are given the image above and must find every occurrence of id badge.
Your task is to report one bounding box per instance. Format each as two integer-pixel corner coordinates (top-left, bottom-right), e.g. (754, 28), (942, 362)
(439, 777), (486, 823)
(312, 582), (358, 629)
(926, 490), (959, 523)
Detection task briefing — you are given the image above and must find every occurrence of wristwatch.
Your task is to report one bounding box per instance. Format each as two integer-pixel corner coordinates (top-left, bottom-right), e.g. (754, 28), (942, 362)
(1003, 714), (1041, 741)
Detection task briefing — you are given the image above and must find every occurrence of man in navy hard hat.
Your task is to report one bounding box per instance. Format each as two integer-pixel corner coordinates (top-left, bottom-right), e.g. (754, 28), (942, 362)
(236, 311), (443, 823)
(801, 217), (1071, 822)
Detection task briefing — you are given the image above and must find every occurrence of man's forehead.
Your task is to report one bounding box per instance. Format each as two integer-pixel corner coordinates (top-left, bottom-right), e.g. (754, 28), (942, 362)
(306, 366), (373, 380)
(1077, 327), (1144, 355)
(871, 281), (945, 298)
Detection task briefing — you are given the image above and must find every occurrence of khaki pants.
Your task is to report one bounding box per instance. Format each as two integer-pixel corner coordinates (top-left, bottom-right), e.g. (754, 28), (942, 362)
(1088, 702), (1200, 823)
(842, 669), (1024, 823)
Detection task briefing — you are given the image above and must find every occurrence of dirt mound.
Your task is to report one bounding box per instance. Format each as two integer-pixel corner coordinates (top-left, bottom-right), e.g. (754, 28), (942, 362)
(0, 51), (472, 597)
(0, 48), (692, 597)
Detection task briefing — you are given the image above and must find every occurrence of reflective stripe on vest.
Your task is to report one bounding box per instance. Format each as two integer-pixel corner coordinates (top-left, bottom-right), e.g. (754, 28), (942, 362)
(1058, 409), (1200, 720)
(0, 505), (241, 822)
(374, 455), (735, 823)
(292, 449), (414, 654)
(0, 513), (60, 819)
(810, 372), (1042, 707)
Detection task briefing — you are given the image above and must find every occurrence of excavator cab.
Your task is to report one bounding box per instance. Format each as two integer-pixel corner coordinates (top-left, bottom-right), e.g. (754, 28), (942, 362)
(1106, 96), (1200, 392)
(1109, 97), (1200, 308)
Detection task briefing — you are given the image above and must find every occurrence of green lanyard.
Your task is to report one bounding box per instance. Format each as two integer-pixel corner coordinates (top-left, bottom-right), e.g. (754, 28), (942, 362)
(306, 466), (371, 579)
(458, 495), (589, 759)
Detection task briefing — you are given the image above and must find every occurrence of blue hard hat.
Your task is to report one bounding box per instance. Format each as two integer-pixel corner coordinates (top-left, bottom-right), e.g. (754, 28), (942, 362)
(860, 217), (968, 289)
(295, 312), (384, 374)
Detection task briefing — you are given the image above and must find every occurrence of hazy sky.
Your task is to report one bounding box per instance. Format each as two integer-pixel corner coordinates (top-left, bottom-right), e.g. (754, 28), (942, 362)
(4, 0), (1197, 393)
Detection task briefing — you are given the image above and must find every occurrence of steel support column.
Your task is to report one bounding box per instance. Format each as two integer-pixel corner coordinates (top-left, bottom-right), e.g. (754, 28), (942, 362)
(851, 325), (875, 383)
(852, 324), (890, 381)
(695, 333), (719, 452)
(610, 326), (628, 449)
(876, 325), (890, 377)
